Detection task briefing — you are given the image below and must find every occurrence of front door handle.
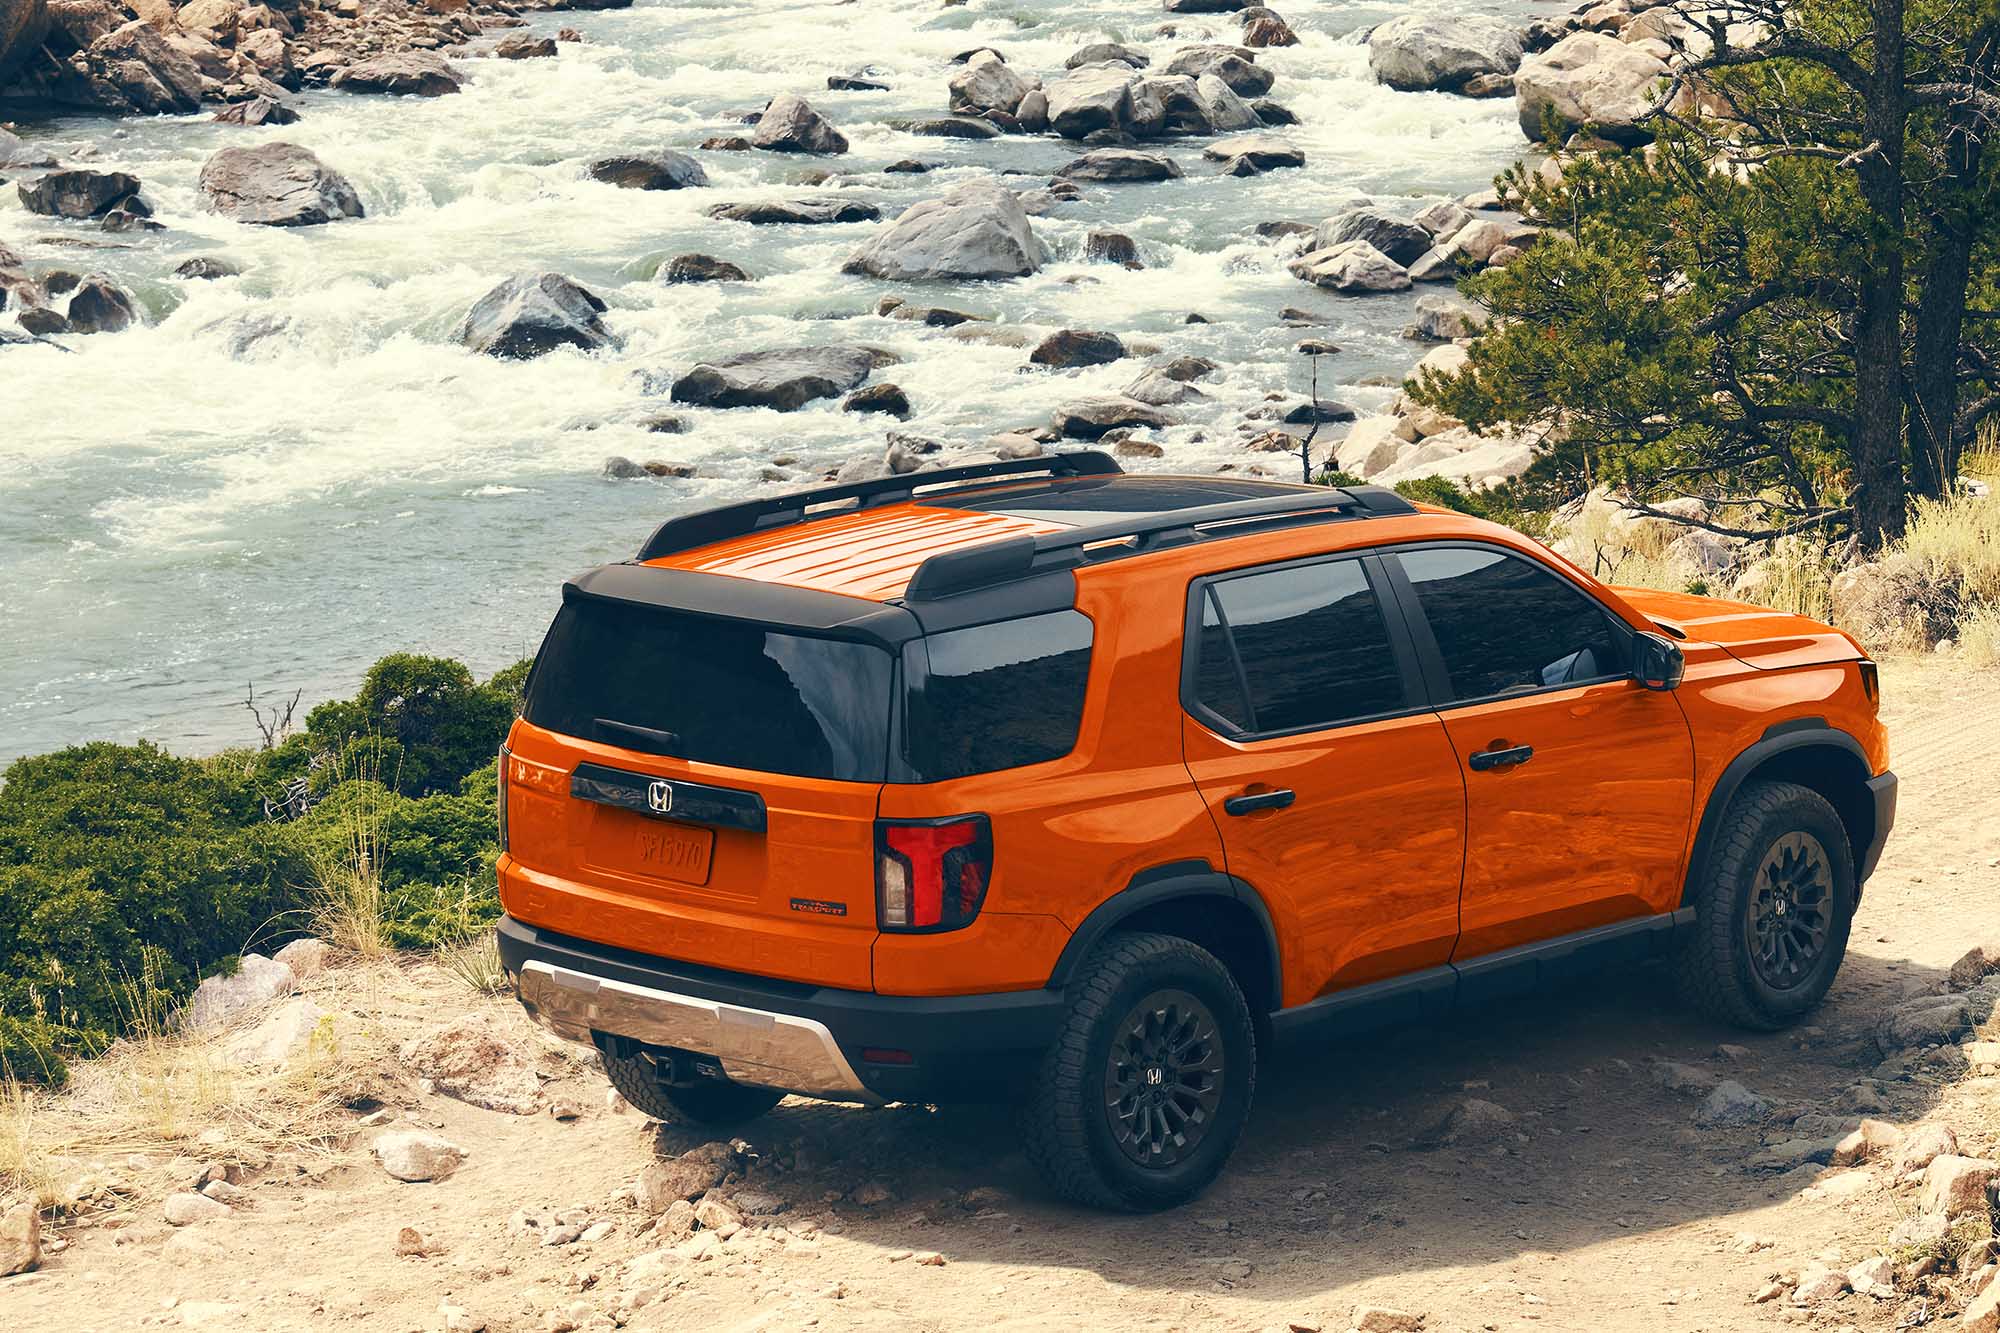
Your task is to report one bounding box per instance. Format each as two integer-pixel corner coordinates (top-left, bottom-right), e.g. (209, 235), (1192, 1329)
(1468, 744), (1534, 772)
(1224, 788), (1296, 816)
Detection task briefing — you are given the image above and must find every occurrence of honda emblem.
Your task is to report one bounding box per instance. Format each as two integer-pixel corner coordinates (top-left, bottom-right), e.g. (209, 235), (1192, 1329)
(647, 780), (673, 814)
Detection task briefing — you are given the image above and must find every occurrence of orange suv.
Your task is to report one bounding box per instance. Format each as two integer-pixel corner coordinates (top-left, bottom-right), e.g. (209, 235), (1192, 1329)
(496, 452), (1896, 1209)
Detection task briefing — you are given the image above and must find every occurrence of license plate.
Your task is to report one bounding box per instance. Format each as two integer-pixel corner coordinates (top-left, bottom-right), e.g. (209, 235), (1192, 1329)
(627, 822), (715, 886)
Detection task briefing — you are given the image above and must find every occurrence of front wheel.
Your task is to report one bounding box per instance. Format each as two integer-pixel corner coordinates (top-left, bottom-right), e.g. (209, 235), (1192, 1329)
(1016, 932), (1256, 1211)
(602, 1051), (785, 1127)
(1674, 779), (1856, 1030)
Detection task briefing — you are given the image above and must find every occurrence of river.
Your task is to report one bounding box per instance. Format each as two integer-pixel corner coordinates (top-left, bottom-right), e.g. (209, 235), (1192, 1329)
(0, 0), (1547, 764)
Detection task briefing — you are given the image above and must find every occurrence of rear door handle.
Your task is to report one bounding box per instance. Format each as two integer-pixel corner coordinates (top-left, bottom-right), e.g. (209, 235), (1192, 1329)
(1468, 744), (1534, 772)
(1224, 788), (1296, 816)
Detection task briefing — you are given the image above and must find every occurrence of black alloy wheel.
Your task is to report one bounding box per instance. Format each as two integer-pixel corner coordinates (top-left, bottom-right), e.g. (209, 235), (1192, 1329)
(1746, 830), (1834, 989)
(1103, 988), (1226, 1168)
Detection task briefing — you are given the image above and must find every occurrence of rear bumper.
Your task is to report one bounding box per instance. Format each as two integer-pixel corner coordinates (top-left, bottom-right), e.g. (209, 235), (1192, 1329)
(1860, 769), (1898, 881)
(497, 915), (1066, 1103)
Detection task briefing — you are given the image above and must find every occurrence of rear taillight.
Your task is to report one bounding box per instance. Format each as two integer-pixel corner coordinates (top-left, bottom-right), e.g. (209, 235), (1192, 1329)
(1858, 659), (1879, 703)
(876, 815), (992, 932)
(496, 744), (511, 853)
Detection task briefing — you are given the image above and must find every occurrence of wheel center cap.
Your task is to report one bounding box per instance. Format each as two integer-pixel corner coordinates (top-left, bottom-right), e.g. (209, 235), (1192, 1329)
(1145, 1065), (1164, 1087)
(1774, 898), (1788, 917)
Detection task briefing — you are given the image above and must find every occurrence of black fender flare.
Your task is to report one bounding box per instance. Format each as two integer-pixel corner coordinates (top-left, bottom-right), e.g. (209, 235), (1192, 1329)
(1681, 717), (1872, 905)
(1046, 859), (1282, 1010)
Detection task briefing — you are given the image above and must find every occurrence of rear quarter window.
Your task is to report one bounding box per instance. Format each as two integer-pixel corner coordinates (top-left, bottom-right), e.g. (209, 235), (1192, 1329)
(902, 611), (1093, 781)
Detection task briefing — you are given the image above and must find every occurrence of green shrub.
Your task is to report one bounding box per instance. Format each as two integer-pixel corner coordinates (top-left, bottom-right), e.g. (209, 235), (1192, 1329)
(305, 654), (512, 797)
(0, 742), (306, 1077)
(0, 1014), (74, 1088)
(487, 659), (534, 711)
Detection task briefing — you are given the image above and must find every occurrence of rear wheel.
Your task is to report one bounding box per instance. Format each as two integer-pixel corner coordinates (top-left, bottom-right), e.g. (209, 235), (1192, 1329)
(602, 1051), (785, 1127)
(1674, 779), (1855, 1030)
(1016, 932), (1256, 1211)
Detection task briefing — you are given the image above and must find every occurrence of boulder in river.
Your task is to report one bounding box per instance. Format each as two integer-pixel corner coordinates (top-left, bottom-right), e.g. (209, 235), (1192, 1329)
(1163, 0), (1251, 12)
(454, 272), (613, 360)
(1085, 229), (1142, 266)
(752, 94), (849, 154)
(1055, 148), (1183, 182)
(905, 117), (999, 140)
(1316, 206), (1433, 265)
(332, 51), (462, 96)
(1368, 15), (1524, 92)
(587, 150), (708, 191)
(198, 142), (364, 227)
(1514, 32), (1667, 143)
(1243, 11), (1299, 47)
(660, 253), (749, 283)
(174, 256), (241, 280)
(1051, 395), (1178, 440)
(1163, 46), (1274, 98)
(214, 96), (301, 126)
(1288, 241), (1412, 293)
(670, 346), (877, 411)
(1202, 133), (1303, 173)
(948, 49), (1031, 115)
(843, 381), (911, 417)
(842, 178), (1043, 281)
(65, 276), (137, 334)
(1066, 42), (1147, 69)
(708, 198), (879, 225)
(1194, 73), (1260, 131)
(494, 33), (556, 59)
(1031, 329), (1126, 368)
(0, 127), (58, 170)
(1044, 64), (1136, 139)
(16, 169), (141, 219)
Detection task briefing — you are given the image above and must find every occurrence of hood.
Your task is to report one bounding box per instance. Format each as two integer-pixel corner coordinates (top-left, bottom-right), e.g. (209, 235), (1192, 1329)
(1611, 586), (1865, 671)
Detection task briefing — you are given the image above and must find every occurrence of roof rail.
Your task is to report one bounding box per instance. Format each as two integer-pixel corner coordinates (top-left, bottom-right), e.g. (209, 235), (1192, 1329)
(903, 484), (1416, 602)
(634, 450), (1123, 562)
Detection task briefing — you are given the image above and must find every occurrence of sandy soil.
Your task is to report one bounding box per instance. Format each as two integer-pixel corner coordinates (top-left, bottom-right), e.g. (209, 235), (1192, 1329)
(4, 658), (1997, 1333)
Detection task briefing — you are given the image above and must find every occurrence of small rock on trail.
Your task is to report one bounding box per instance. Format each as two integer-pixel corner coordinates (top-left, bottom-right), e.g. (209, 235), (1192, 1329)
(0, 1203), (40, 1276)
(373, 1130), (467, 1183)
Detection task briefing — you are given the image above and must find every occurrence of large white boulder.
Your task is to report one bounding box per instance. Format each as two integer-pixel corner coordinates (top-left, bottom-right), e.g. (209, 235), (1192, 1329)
(1288, 240), (1411, 293)
(186, 954), (296, 1029)
(842, 178), (1044, 281)
(1368, 15), (1524, 92)
(1515, 32), (1667, 143)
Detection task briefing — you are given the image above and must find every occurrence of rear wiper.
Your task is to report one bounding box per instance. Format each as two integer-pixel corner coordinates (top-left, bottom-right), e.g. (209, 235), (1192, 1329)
(594, 719), (683, 756)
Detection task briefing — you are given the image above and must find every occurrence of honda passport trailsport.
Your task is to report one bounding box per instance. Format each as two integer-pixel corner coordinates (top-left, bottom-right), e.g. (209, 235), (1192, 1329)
(496, 452), (1897, 1210)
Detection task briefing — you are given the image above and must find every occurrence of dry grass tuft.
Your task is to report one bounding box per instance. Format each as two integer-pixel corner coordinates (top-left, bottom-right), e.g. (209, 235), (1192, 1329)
(0, 961), (405, 1218)
(438, 930), (508, 995)
(305, 777), (393, 960)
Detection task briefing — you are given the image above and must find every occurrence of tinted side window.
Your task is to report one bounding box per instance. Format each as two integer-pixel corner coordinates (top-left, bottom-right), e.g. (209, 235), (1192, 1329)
(1192, 560), (1406, 734)
(903, 611), (1093, 780)
(1398, 547), (1628, 701)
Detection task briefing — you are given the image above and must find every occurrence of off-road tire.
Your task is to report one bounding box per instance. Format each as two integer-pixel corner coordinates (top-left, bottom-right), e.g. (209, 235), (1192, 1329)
(1674, 779), (1855, 1031)
(602, 1052), (785, 1126)
(1016, 931), (1256, 1211)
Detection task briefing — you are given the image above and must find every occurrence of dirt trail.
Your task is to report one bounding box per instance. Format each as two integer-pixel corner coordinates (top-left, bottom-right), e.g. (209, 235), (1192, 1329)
(5, 660), (1998, 1333)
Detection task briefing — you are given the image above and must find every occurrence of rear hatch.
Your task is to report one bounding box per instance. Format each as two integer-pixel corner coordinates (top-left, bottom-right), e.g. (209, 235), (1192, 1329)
(503, 589), (895, 990)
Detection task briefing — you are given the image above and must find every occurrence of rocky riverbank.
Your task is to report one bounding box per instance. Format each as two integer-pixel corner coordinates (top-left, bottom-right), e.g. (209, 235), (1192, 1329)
(2, 0), (1720, 488)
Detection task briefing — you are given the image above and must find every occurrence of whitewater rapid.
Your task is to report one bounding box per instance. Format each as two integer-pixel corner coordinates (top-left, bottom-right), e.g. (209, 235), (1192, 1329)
(0, 0), (1547, 762)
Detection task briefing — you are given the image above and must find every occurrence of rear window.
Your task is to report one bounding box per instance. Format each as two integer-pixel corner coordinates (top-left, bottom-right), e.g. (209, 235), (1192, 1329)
(524, 598), (894, 782)
(902, 611), (1093, 781)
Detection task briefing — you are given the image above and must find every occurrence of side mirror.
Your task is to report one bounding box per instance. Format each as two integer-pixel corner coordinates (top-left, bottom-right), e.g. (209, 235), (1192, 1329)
(1633, 631), (1685, 691)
